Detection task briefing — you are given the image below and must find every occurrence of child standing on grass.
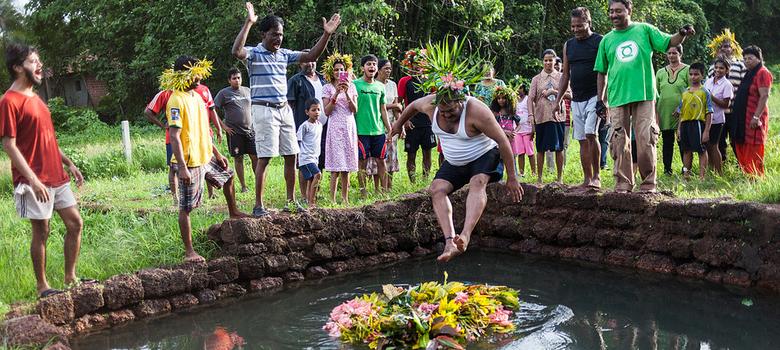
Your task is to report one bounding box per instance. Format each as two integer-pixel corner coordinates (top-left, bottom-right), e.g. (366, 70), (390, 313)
(675, 62), (714, 180)
(297, 99), (324, 207)
(703, 58), (734, 175)
(514, 85), (536, 177)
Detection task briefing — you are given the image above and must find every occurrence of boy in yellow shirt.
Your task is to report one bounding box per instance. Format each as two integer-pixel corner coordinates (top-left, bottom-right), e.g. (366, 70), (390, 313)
(675, 62), (714, 180)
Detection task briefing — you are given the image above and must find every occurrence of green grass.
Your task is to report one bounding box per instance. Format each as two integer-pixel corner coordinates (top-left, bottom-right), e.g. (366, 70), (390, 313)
(0, 84), (777, 311)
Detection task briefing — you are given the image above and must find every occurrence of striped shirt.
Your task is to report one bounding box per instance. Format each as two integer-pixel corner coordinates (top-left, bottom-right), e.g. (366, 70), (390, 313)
(244, 44), (302, 103)
(708, 59), (747, 113)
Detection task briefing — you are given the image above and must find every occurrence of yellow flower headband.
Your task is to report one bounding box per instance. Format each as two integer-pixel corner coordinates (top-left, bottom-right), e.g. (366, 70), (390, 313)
(159, 58), (214, 92)
(707, 29), (742, 60)
(322, 51), (353, 83)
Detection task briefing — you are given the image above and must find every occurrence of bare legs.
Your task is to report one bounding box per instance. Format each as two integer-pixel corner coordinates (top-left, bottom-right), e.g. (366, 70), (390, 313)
(358, 158), (387, 196)
(578, 134), (602, 189)
(431, 174), (491, 263)
(536, 151), (564, 184)
(254, 155), (296, 209)
(329, 171), (350, 204)
(706, 142), (723, 175)
(234, 154), (258, 193)
(30, 206), (83, 295)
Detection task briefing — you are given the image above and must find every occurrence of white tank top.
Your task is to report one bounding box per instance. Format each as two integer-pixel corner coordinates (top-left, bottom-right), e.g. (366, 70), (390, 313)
(432, 97), (497, 166)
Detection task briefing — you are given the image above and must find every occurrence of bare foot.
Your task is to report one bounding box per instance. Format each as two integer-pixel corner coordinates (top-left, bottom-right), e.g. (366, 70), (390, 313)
(437, 241), (462, 263)
(240, 186), (249, 193)
(229, 211), (250, 219)
(184, 252), (205, 263)
(453, 233), (471, 253)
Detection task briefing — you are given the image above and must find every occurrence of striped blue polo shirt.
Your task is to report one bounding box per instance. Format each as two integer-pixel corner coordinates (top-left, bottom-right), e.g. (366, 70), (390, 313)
(244, 44), (303, 103)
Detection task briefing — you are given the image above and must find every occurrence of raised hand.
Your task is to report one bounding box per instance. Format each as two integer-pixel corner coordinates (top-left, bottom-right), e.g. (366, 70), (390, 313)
(323, 13), (341, 35)
(246, 2), (258, 24)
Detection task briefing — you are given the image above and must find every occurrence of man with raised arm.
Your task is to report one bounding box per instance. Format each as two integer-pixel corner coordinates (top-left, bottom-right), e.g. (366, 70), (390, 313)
(594, 0), (695, 193)
(232, 2), (341, 216)
(390, 75), (523, 263)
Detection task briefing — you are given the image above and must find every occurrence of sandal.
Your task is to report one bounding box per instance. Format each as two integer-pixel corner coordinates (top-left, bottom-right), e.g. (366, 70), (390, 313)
(39, 288), (64, 299)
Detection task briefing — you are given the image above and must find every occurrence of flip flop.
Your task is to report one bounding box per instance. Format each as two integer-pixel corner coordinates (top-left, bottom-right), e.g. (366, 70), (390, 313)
(39, 288), (64, 299)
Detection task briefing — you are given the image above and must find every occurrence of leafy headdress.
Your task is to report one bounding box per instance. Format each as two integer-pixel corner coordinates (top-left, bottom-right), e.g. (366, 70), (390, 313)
(416, 35), (487, 105)
(707, 28), (743, 60)
(400, 48), (429, 76)
(322, 51), (354, 83)
(490, 85), (517, 112)
(159, 58), (213, 92)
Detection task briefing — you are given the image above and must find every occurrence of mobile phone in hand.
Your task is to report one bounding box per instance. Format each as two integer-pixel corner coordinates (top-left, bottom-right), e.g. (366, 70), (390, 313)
(338, 71), (349, 83)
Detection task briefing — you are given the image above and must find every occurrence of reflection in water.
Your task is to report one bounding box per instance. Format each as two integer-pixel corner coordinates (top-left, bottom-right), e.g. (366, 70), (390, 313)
(72, 250), (780, 350)
(203, 327), (244, 350)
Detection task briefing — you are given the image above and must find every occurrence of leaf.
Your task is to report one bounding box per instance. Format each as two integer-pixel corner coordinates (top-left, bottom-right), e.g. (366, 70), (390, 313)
(383, 284), (404, 301)
(432, 335), (465, 350)
(741, 298), (753, 307)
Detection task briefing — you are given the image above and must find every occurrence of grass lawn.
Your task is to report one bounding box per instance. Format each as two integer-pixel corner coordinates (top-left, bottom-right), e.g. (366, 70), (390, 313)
(0, 84), (777, 310)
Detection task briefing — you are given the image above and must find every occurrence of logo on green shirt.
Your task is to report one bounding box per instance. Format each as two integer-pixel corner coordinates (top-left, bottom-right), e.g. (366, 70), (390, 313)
(616, 41), (639, 63)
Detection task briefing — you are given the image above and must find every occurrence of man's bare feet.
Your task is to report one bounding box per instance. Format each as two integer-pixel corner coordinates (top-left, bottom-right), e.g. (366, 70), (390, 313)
(229, 211), (250, 219)
(453, 233), (471, 253)
(437, 240), (462, 263)
(184, 252), (206, 263)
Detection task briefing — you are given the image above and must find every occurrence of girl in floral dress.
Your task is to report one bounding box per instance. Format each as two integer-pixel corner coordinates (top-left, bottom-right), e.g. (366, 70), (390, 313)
(322, 53), (359, 204)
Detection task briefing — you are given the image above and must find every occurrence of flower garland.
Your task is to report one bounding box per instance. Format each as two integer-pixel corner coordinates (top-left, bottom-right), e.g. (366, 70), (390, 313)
(158, 58), (213, 92)
(415, 35), (487, 105)
(491, 85), (518, 112)
(324, 274), (520, 349)
(707, 28), (743, 60)
(322, 51), (354, 83)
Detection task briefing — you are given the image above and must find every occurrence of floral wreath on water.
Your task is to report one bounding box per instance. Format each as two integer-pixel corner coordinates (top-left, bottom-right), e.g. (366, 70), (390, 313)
(159, 58), (213, 92)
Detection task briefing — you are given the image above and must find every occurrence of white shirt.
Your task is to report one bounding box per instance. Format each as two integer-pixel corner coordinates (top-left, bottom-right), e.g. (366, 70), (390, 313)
(296, 120), (323, 167)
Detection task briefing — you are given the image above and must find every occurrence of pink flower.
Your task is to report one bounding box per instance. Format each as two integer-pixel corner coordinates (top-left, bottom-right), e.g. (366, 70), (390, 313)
(488, 307), (513, 327)
(454, 292), (469, 304)
(441, 73), (454, 83)
(323, 321), (342, 337)
(417, 302), (439, 314)
(453, 80), (465, 90)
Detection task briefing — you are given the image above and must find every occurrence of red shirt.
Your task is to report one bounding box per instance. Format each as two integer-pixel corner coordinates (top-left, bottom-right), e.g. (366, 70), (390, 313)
(146, 84), (215, 144)
(744, 67), (773, 144)
(0, 90), (69, 187)
(398, 76), (412, 105)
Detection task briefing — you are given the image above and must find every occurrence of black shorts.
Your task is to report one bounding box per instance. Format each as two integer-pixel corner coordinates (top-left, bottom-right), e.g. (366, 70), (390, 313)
(679, 120), (706, 153)
(709, 123), (724, 146)
(227, 133), (257, 157)
(434, 147), (503, 193)
(358, 134), (387, 160)
(404, 127), (436, 152)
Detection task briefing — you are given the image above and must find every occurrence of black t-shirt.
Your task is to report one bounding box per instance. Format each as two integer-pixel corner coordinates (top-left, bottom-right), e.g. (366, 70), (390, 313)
(566, 33), (602, 102)
(405, 77), (432, 128)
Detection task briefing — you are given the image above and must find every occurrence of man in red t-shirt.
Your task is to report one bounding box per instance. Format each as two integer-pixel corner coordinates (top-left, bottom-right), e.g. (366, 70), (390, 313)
(144, 80), (223, 202)
(0, 43), (90, 298)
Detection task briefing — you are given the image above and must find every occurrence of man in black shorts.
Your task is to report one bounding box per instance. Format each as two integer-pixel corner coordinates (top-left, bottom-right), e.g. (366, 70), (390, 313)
(215, 68), (257, 193)
(391, 89), (523, 263)
(399, 75), (436, 183)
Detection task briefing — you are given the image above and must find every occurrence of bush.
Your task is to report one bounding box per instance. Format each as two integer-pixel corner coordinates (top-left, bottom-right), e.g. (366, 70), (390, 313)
(47, 97), (111, 134)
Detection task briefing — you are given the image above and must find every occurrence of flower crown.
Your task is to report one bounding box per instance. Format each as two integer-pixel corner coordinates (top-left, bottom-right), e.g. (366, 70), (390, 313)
(491, 85), (517, 111)
(159, 58), (213, 92)
(400, 48), (429, 75)
(708, 28), (743, 59)
(322, 51), (354, 83)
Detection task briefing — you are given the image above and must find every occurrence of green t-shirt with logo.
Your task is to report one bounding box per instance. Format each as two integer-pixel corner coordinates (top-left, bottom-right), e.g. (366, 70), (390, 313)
(353, 78), (387, 135)
(594, 22), (672, 107)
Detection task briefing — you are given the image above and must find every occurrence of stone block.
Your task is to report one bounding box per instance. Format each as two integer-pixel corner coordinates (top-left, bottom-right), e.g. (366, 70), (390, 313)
(685, 198), (724, 218)
(605, 249), (638, 267)
(354, 239), (379, 255)
(222, 243), (267, 256)
(195, 289), (217, 305)
(214, 283), (246, 299)
(288, 234), (316, 251)
(266, 237), (289, 253)
(287, 251), (311, 271)
(263, 254), (290, 274)
(1, 315), (66, 347)
(206, 223), (222, 242)
(238, 256), (266, 280)
(723, 269), (752, 288)
(677, 263), (708, 279)
(283, 271), (305, 282)
(168, 294), (199, 310)
(757, 265), (780, 293)
(561, 191), (598, 209)
(137, 268), (192, 298)
(509, 239), (540, 253)
(219, 218), (281, 244)
(378, 237), (398, 252)
(108, 309), (135, 325)
(37, 291), (74, 325)
(397, 251), (411, 260)
(331, 241), (357, 259)
(71, 283), (104, 317)
(692, 237), (743, 267)
(103, 274), (144, 310)
(72, 314), (110, 335)
(705, 270), (723, 283)
(132, 299), (171, 319)
(598, 192), (658, 213)
(324, 261), (349, 274)
(411, 246), (433, 257)
(307, 243), (333, 261)
(250, 277), (284, 292)
(636, 254), (675, 274)
(208, 256), (239, 285)
(478, 236), (513, 249)
(715, 201), (763, 222)
(305, 266), (329, 279)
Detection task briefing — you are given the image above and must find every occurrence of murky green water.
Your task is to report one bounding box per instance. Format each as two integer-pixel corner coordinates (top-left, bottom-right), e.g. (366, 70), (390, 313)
(73, 250), (780, 349)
